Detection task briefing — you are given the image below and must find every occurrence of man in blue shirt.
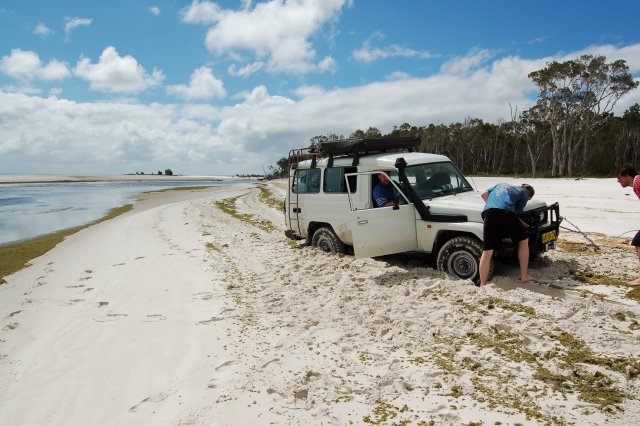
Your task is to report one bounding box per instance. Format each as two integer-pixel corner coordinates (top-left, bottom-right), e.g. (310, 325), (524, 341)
(373, 173), (395, 207)
(479, 183), (535, 286)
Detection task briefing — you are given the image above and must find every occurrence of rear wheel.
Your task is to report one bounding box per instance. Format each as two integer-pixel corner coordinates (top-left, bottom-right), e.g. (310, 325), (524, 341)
(436, 236), (492, 283)
(311, 227), (346, 254)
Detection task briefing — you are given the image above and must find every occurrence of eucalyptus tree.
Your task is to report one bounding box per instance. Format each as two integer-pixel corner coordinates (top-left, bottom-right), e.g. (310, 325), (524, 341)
(615, 103), (640, 167)
(528, 55), (637, 176)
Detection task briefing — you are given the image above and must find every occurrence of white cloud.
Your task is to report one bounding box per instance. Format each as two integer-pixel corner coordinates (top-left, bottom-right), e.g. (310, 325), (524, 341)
(49, 88), (63, 98)
(293, 84), (326, 98)
(73, 46), (165, 94)
(34, 22), (53, 36)
(64, 17), (93, 37)
(317, 56), (336, 73)
(228, 61), (264, 77)
(149, 6), (161, 16)
(182, 0), (349, 74)
(180, 0), (223, 24)
(441, 49), (495, 75)
(0, 49), (71, 81)
(166, 66), (226, 100)
(1, 43), (638, 175)
(386, 71), (412, 81)
(353, 33), (435, 63)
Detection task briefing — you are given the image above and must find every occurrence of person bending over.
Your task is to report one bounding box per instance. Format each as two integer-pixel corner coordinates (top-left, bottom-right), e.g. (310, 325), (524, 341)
(479, 183), (535, 286)
(616, 163), (640, 286)
(373, 173), (395, 207)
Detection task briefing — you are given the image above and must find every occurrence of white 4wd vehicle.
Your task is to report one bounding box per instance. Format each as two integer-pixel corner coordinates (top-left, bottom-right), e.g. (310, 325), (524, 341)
(284, 136), (561, 283)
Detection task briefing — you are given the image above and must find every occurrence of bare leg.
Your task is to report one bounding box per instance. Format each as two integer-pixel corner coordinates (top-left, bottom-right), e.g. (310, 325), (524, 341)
(628, 246), (640, 286)
(479, 249), (494, 286)
(518, 238), (536, 283)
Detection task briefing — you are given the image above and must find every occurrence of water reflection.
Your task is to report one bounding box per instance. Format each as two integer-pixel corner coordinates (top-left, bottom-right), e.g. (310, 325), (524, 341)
(0, 180), (241, 245)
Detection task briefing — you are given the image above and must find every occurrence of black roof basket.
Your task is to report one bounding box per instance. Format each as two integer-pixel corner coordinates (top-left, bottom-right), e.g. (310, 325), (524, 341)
(319, 135), (421, 156)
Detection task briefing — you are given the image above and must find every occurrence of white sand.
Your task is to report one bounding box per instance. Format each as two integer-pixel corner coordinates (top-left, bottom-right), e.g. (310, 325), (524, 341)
(1, 178), (639, 425)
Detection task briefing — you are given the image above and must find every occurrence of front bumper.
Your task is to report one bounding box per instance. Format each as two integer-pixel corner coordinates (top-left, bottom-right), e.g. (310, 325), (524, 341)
(496, 202), (562, 257)
(527, 202), (562, 255)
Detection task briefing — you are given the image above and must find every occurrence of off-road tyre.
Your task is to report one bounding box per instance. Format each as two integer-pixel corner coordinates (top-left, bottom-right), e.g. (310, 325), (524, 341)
(436, 236), (492, 283)
(311, 227), (346, 254)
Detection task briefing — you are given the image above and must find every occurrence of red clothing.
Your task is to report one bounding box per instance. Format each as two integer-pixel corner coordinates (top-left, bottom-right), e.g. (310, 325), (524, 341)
(634, 175), (640, 199)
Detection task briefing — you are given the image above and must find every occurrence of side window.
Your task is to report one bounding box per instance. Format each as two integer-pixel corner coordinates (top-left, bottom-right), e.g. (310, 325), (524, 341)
(324, 167), (357, 193)
(293, 169), (321, 194)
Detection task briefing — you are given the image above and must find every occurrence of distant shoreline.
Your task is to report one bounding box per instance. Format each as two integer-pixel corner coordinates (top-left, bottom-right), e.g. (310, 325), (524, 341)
(0, 174), (260, 184)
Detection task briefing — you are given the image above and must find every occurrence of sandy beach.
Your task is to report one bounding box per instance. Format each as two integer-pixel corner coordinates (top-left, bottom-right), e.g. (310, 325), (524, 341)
(1, 177), (639, 425)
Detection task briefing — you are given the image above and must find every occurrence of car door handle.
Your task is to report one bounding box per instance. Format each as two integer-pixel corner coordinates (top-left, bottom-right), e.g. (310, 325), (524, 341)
(357, 220), (368, 225)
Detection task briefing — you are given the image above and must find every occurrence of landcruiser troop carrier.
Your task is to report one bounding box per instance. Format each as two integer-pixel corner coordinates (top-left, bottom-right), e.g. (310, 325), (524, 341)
(284, 136), (561, 282)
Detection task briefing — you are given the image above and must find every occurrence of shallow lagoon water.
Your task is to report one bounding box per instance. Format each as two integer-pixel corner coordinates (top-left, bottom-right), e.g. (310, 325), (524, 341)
(0, 180), (242, 245)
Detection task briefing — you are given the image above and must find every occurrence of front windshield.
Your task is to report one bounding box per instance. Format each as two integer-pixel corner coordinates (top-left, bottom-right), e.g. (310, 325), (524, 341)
(391, 161), (473, 199)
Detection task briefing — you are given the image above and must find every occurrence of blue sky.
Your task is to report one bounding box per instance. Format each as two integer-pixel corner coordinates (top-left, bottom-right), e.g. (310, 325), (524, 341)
(1, 0), (639, 176)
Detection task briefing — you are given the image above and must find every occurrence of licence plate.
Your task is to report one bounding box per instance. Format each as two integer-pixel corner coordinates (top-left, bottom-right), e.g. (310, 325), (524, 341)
(541, 230), (557, 244)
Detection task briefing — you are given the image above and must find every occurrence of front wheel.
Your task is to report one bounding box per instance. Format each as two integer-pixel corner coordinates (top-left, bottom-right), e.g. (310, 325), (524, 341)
(436, 236), (492, 283)
(311, 227), (346, 254)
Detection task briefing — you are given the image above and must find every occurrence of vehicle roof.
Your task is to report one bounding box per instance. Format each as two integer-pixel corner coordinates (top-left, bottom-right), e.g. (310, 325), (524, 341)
(296, 151), (451, 169)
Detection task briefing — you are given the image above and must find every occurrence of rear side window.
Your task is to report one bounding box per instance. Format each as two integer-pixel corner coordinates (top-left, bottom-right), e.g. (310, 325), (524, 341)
(324, 167), (357, 193)
(292, 168), (321, 193)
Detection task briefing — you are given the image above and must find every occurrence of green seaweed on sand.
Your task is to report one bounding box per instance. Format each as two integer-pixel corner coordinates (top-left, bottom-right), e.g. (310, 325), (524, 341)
(570, 271), (626, 287)
(215, 195), (276, 232)
(257, 183), (283, 211)
(363, 400), (412, 425)
(540, 329), (637, 406)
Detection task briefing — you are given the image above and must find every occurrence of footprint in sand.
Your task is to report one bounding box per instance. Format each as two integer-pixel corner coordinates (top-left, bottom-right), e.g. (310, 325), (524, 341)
(92, 313), (128, 322)
(64, 299), (85, 305)
(143, 314), (167, 322)
(198, 316), (224, 324)
(3, 323), (18, 331)
(128, 392), (169, 412)
(260, 358), (280, 369)
(215, 360), (239, 371)
(192, 292), (214, 301)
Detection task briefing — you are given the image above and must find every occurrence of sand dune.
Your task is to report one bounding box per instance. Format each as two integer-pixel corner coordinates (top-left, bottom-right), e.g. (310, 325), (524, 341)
(1, 178), (639, 425)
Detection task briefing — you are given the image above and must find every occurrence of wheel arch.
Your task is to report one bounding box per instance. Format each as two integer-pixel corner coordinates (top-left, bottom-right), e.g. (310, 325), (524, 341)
(307, 221), (332, 244)
(433, 230), (482, 255)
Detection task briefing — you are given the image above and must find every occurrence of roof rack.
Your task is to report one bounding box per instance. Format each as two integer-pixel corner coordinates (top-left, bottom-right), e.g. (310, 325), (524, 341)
(320, 135), (421, 156)
(288, 135), (422, 169)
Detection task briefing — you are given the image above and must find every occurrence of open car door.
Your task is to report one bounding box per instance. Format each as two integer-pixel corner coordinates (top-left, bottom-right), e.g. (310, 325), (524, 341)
(346, 172), (418, 259)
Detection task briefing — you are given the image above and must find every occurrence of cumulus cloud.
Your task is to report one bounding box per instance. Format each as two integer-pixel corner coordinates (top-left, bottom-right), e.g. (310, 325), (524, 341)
(353, 33), (435, 63)
(180, 0), (223, 24)
(441, 49), (495, 75)
(1, 43), (638, 175)
(64, 17), (92, 37)
(149, 6), (161, 16)
(34, 22), (53, 36)
(0, 49), (71, 81)
(181, 0), (349, 74)
(73, 46), (165, 94)
(228, 61), (264, 77)
(166, 66), (226, 100)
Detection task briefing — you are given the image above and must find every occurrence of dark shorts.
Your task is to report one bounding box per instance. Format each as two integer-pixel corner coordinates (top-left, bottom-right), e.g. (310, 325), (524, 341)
(482, 208), (528, 250)
(632, 230), (640, 247)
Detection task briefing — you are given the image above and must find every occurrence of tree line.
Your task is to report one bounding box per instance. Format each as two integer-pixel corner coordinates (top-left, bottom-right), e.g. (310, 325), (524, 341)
(267, 54), (639, 178)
